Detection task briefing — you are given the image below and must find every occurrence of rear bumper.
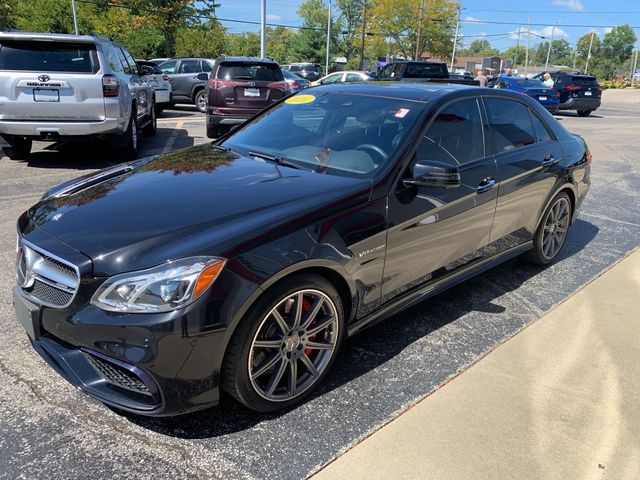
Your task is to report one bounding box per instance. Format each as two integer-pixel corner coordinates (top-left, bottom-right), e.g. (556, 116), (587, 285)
(559, 97), (601, 111)
(154, 89), (171, 105)
(0, 118), (125, 138)
(207, 110), (256, 126)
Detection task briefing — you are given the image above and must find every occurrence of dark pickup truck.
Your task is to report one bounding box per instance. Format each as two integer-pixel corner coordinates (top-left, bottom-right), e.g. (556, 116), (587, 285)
(375, 61), (479, 86)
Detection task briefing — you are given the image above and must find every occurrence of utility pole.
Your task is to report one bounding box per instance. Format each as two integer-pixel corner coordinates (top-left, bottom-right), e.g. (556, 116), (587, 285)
(415, 0), (425, 60)
(631, 49), (639, 87)
(325, 1), (331, 74)
(513, 26), (522, 69)
(524, 17), (531, 77)
(584, 31), (595, 74)
(544, 21), (558, 71)
(71, 0), (79, 35)
(260, 0), (266, 57)
(359, 1), (367, 70)
(450, 3), (462, 71)
(572, 45), (578, 71)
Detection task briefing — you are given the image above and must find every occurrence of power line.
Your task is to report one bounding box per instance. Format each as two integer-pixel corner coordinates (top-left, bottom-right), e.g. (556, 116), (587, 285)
(463, 18), (640, 29)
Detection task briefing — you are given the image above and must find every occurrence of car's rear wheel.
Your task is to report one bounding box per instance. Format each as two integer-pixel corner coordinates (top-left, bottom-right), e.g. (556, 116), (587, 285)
(2, 137), (32, 160)
(525, 192), (572, 265)
(207, 124), (230, 139)
(117, 112), (138, 159)
(195, 89), (207, 113)
(577, 110), (592, 117)
(222, 274), (344, 412)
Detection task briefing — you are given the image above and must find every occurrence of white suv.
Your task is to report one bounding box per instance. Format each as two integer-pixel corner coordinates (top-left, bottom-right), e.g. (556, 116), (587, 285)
(0, 32), (157, 160)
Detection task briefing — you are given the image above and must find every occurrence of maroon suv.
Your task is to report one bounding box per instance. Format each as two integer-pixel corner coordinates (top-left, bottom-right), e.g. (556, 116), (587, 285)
(206, 56), (289, 138)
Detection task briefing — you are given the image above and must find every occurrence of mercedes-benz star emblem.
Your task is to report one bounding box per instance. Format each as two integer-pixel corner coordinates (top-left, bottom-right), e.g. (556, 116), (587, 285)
(38, 74), (50, 82)
(16, 246), (35, 288)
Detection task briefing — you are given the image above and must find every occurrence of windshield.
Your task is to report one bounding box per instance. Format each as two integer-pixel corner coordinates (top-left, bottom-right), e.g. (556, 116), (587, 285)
(223, 92), (422, 178)
(514, 78), (546, 88)
(216, 61), (283, 81)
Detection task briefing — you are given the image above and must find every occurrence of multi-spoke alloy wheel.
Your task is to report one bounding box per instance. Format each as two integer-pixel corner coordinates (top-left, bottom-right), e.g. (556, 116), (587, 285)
(222, 275), (344, 412)
(525, 192), (572, 265)
(542, 197), (570, 260)
(249, 289), (338, 402)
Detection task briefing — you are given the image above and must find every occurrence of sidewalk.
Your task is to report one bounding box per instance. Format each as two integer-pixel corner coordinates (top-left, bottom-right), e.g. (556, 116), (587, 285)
(313, 248), (640, 480)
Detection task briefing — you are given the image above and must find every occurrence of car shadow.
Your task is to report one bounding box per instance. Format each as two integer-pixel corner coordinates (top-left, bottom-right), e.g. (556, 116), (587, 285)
(122, 218), (600, 438)
(554, 111), (603, 119)
(158, 107), (201, 118)
(12, 129), (196, 169)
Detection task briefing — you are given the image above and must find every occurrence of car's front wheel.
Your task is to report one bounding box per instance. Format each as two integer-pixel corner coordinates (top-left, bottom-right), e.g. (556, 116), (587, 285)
(222, 274), (344, 412)
(525, 192), (572, 265)
(195, 90), (207, 113)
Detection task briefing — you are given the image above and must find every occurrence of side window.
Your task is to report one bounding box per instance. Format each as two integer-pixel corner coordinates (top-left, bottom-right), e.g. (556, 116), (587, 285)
(159, 60), (176, 73)
(417, 98), (485, 166)
(200, 60), (212, 73)
(103, 45), (122, 72)
(122, 49), (139, 75)
(178, 60), (199, 73)
(378, 64), (393, 79)
(554, 76), (563, 86)
(486, 98), (536, 152)
(392, 63), (403, 78)
(114, 47), (130, 74)
(531, 111), (553, 143)
(322, 73), (342, 84)
(346, 73), (363, 82)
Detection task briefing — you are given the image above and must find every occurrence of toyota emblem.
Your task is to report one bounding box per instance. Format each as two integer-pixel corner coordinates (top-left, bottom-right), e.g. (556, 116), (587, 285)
(15, 246), (35, 288)
(38, 74), (51, 82)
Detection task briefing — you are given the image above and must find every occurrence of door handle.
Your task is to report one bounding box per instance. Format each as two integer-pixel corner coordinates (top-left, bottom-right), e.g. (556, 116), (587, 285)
(476, 177), (496, 193)
(542, 154), (557, 167)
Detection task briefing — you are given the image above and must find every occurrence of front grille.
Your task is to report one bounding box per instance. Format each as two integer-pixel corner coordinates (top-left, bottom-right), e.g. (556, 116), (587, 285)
(29, 279), (73, 306)
(17, 242), (80, 308)
(85, 354), (151, 395)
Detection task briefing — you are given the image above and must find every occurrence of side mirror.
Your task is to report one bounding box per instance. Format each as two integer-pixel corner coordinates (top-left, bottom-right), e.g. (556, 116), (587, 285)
(402, 160), (461, 188)
(197, 73), (209, 81)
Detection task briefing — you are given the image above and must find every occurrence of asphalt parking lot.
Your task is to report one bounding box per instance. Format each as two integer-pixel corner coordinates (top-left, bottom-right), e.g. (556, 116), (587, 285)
(1, 91), (640, 479)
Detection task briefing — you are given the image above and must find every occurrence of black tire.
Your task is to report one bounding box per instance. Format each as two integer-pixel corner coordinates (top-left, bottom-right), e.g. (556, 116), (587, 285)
(577, 110), (591, 117)
(154, 105), (165, 115)
(2, 137), (32, 160)
(195, 89), (207, 113)
(142, 104), (157, 136)
(206, 123), (228, 139)
(524, 192), (572, 265)
(222, 274), (344, 412)
(117, 113), (138, 160)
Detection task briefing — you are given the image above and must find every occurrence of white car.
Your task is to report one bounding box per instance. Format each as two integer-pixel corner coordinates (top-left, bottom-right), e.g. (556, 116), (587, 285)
(312, 70), (373, 86)
(137, 60), (172, 113)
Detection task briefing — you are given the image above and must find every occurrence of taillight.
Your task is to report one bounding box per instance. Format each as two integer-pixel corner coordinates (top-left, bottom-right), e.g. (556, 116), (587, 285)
(208, 79), (216, 88)
(269, 81), (288, 90)
(163, 74), (169, 81)
(102, 74), (120, 97)
(291, 81), (298, 89)
(565, 84), (577, 90)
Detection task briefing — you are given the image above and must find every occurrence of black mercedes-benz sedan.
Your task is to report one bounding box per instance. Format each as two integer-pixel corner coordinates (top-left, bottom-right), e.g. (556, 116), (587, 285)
(13, 83), (591, 415)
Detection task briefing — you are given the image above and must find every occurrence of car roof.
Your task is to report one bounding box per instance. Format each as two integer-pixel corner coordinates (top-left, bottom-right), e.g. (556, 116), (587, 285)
(0, 31), (98, 44)
(310, 82), (481, 102)
(217, 56), (278, 64)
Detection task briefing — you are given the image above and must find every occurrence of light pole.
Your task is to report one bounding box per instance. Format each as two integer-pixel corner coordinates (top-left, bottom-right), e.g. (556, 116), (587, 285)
(260, 0), (266, 57)
(359, 1), (367, 70)
(544, 20), (558, 71)
(514, 26), (522, 69)
(415, 0), (425, 60)
(71, 0), (79, 35)
(585, 31), (595, 74)
(524, 17), (531, 77)
(631, 48), (639, 87)
(450, 3), (463, 71)
(325, 1), (331, 74)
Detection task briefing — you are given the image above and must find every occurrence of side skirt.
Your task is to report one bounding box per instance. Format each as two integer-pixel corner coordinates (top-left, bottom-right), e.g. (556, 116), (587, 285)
(347, 241), (533, 336)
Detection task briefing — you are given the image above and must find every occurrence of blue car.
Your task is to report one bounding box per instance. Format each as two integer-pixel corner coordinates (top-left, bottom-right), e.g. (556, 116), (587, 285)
(488, 76), (560, 113)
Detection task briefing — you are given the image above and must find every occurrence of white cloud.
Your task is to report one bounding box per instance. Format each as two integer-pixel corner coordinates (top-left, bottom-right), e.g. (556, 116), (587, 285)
(534, 26), (569, 39)
(602, 26), (613, 34)
(464, 16), (485, 24)
(552, 0), (584, 11)
(509, 26), (569, 41)
(266, 14), (282, 21)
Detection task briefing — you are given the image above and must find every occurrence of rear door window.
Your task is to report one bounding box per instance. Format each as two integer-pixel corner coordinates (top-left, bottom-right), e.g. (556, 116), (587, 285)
(404, 63), (448, 78)
(158, 60), (176, 73)
(530, 112), (553, 143)
(200, 60), (212, 73)
(178, 60), (199, 73)
(216, 62), (283, 82)
(418, 98), (485, 166)
(572, 76), (598, 86)
(122, 49), (139, 75)
(0, 40), (98, 73)
(485, 98), (536, 152)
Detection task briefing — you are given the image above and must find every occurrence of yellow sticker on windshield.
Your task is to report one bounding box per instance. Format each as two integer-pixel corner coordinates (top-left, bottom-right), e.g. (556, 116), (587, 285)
(286, 94), (316, 105)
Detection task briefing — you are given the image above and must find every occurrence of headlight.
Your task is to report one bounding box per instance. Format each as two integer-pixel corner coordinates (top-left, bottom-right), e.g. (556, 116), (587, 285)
(91, 257), (225, 313)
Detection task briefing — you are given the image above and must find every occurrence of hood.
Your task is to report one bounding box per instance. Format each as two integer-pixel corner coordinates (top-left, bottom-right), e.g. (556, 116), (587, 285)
(28, 144), (371, 276)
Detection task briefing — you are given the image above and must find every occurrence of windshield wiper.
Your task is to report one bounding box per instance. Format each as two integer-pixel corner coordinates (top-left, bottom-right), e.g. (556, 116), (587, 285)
(249, 151), (301, 170)
(210, 143), (229, 152)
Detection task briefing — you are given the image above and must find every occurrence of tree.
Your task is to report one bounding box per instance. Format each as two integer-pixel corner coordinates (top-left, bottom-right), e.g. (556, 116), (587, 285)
(575, 32), (601, 72)
(0, 0), (17, 30)
(467, 39), (499, 57)
(368, 0), (457, 60)
(597, 24), (637, 79)
(290, 0), (341, 65)
(128, 0), (220, 57)
(267, 26), (296, 63)
(502, 45), (527, 67)
(336, 0), (363, 63)
(175, 21), (226, 58)
(228, 32), (260, 57)
(15, 0), (98, 34)
(533, 39), (571, 67)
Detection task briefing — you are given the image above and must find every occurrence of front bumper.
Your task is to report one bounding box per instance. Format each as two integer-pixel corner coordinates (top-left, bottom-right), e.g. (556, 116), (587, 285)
(559, 96), (601, 111)
(0, 118), (125, 138)
(154, 89), (171, 105)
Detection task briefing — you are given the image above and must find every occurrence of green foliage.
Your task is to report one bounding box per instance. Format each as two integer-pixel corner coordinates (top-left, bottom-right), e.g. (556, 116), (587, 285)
(14, 0), (97, 34)
(175, 21), (226, 58)
(0, 0), (18, 30)
(228, 32), (260, 57)
(267, 26), (295, 63)
(291, 0), (341, 64)
(466, 39), (498, 57)
(336, 0), (363, 63)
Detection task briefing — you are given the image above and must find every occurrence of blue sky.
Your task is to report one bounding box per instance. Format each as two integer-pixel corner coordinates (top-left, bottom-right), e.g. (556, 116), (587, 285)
(216, 0), (640, 51)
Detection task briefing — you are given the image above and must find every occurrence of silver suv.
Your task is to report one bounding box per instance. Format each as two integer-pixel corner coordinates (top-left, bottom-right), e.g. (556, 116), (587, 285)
(0, 32), (157, 160)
